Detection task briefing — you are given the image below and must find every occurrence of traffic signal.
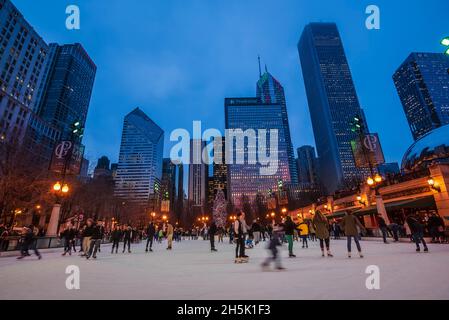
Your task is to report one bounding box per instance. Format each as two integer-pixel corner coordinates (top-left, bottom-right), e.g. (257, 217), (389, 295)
(71, 121), (84, 138)
(351, 115), (364, 133)
(441, 37), (449, 56)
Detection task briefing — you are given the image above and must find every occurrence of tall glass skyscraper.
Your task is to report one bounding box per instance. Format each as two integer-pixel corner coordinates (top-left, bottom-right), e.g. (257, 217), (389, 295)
(225, 97), (291, 209)
(393, 52), (449, 140)
(298, 22), (371, 193)
(256, 68), (298, 184)
(188, 139), (208, 215)
(114, 108), (164, 206)
(36, 43), (97, 140)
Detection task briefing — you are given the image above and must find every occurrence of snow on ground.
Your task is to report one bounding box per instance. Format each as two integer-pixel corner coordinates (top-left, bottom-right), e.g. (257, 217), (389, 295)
(0, 238), (448, 300)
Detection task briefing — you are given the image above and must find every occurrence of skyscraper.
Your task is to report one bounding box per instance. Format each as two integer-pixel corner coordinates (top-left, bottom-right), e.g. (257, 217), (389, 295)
(93, 156), (112, 179)
(36, 43), (97, 141)
(188, 139), (208, 215)
(225, 97), (291, 208)
(298, 22), (371, 193)
(0, 0), (49, 142)
(114, 108), (164, 206)
(212, 136), (228, 197)
(175, 162), (184, 221)
(393, 52), (449, 140)
(161, 158), (177, 214)
(296, 146), (320, 185)
(256, 64), (298, 184)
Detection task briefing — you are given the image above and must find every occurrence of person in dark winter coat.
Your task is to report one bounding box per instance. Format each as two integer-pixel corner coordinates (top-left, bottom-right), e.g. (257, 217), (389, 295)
(60, 224), (76, 256)
(146, 222), (156, 252)
(283, 216), (297, 258)
(81, 219), (95, 256)
(86, 222), (103, 259)
(312, 210), (333, 257)
(122, 225), (132, 253)
(377, 216), (389, 244)
(17, 226), (41, 260)
(406, 213), (429, 252)
(209, 221), (218, 252)
(110, 224), (121, 254)
(261, 224), (285, 271)
(340, 211), (366, 258)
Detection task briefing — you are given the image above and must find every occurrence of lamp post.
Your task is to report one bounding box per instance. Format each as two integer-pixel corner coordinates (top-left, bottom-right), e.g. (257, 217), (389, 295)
(46, 181), (70, 236)
(366, 174), (390, 225)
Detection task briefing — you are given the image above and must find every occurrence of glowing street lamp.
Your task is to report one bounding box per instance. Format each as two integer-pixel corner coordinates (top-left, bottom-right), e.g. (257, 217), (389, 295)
(374, 174), (383, 183)
(53, 182), (62, 192)
(270, 212), (275, 218)
(162, 215), (167, 221)
(367, 177), (375, 186)
(428, 177), (441, 192)
(61, 184), (69, 194)
(281, 208), (287, 214)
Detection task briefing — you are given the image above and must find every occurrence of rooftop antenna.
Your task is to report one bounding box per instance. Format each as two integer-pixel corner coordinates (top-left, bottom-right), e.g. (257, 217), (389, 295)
(258, 55), (262, 78)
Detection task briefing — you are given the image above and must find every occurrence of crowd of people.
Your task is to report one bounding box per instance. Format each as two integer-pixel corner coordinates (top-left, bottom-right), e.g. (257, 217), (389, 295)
(1, 210), (447, 271)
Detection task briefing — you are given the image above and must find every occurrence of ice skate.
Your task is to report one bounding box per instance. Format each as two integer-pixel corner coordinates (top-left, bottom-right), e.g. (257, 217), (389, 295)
(327, 251), (333, 257)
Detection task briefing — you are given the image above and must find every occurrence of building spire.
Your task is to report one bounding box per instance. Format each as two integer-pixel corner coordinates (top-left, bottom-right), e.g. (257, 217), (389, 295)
(265, 64), (268, 73)
(258, 55), (262, 78)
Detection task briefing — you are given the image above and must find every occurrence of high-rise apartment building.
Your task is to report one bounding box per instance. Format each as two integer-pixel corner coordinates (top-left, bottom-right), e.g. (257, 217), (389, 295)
(393, 52), (449, 140)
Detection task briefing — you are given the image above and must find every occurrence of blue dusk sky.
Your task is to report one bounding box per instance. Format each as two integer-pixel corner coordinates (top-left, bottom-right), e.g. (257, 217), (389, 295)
(14, 0), (449, 168)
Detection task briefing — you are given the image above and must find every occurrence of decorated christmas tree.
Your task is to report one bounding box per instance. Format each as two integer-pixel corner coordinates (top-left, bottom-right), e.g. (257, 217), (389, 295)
(212, 189), (227, 227)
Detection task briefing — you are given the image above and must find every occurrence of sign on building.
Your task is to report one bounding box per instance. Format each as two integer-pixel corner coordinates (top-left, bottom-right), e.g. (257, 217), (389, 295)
(351, 133), (385, 168)
(50, 141), (85, 175)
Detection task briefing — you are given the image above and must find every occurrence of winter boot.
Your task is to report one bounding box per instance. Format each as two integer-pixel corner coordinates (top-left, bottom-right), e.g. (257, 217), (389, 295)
(327, 250), (333, 257)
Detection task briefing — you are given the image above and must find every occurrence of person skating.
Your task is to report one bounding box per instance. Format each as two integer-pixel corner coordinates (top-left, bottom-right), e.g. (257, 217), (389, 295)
(252, 220), (261, 245)
(209, 221), (217, 252)
(298, 220), (309, 248)
(60, 223), (76, 256)
(283, 216), (297, 258)
(406, 212), (429, 252)
(122, 225), (132, 253)
(166, 221), (174, 250)
(17, 225), (41, 260)
(261, 224), (285, 271)
(80, 219), (95, 257)
(340, 211), (366, 258)
(234, 211), (249, 263)
(377, 215), (389, 244)
(110, 224), (121, 254)
(86, 221), (103, 259)
(146, 222), (156, 252)
(312, 210), (333, 257)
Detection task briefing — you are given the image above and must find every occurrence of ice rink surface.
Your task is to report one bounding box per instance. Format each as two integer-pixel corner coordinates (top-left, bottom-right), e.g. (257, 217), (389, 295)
(1, 238), (448, 300)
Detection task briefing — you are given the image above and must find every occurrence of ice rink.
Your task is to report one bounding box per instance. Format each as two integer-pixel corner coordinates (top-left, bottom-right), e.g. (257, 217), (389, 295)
(1, 238), (448, 300)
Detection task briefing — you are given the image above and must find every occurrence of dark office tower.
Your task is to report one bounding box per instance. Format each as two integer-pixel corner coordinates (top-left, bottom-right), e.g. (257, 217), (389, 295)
(161, 158), (177, 214)
(0, 0), (50, 142)
(225, 97), (291, 209)
(175, 162), (184, 220)
(211, 136), (228, 197)
(188, 139), (208, 216)
(93, 156), (112, 179)
(393, 52), (449, 140)
(36, 43), (96, 141)
(256, 66), (298, 184)
(298, 22), (372, 193)
(114, 108), (164, 206)
(296, 146), (320, 185)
